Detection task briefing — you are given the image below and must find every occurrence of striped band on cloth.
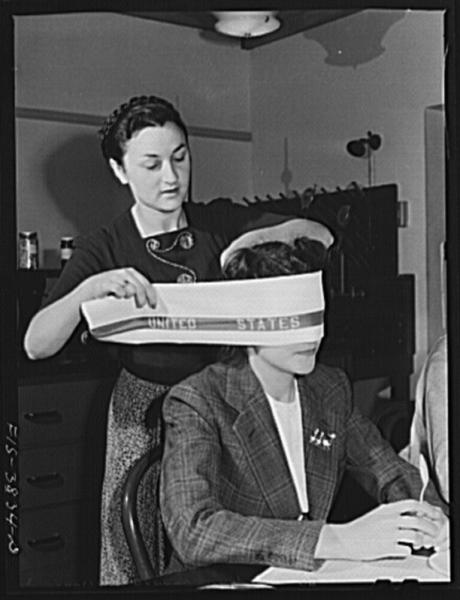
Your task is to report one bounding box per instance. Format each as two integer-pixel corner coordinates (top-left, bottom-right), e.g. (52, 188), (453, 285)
(81, 272), (325, 346)
(90, 311), (324, 340)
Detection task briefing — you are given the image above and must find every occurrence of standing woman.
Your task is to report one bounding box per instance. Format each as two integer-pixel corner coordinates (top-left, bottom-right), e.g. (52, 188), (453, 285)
(24, 95), (333, 585)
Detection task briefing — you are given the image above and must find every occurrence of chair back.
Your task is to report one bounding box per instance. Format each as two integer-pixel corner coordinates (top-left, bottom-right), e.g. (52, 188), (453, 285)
(121, 446), (163, 582)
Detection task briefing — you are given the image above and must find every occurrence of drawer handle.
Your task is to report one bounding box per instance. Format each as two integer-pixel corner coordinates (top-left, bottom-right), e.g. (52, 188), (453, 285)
(27, 534), (65, 552)
(24, 410), (62, 424)
(26, 472), (64, 488)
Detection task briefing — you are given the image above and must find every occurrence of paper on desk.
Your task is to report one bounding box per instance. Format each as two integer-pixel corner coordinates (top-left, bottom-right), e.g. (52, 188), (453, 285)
(428, 549), (450, 576)
(252, 556), (450, 584)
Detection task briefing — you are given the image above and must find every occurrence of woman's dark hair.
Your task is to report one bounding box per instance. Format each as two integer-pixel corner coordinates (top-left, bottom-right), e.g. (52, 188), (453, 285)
(98, 95), (189, 165)
(219, 236), (328, 364)
(223, 237), (327, 281)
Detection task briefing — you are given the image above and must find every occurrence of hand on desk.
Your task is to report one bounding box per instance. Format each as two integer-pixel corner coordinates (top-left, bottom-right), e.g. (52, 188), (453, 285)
(430, 518), (450, 552)
(316, 499), (448, 562)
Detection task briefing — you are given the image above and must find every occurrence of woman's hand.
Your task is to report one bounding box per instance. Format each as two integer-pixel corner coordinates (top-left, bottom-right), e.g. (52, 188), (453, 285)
(422, 507), (449, 552)
(24, 267), (156, 360)
(81, 267), (157, 307)
(315, 499), (446, 562)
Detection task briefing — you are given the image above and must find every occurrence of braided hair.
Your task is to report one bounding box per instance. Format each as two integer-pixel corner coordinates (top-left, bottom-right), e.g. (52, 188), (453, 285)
(98, 95), (188, 165)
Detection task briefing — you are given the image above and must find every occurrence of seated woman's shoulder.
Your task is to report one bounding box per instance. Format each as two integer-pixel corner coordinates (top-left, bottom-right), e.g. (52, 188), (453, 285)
(168, 362), (229, 400)
(308, 362), (350, 390)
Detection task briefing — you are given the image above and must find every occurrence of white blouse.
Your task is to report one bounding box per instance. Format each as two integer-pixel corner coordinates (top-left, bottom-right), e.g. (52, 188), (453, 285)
(266, 381), (309, 514)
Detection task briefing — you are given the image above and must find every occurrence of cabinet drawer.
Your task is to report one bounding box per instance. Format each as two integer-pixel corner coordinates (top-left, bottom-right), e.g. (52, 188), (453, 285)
(19, 443), (87, 509)
(18, 378), (111, 446)
(20, 561), (82, 588)
(19, 502), (85, 575)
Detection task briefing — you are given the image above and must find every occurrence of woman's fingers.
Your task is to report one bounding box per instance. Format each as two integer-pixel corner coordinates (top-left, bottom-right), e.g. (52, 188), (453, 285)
(125, 268), (157, 307)
(397, 506), (448, 550)
(123, 281), (140, 301)
(107, 268), (156, 307)
(418, 502), (445, 522)
(378, 500), (448, 551)
(122, 278), (147, 307)
(110, 282), (130, 298)
(335, 501), (449, 561)
(390, 540), (413, 557)
(432, 517), (450, 551)
(395, 528), (424, 549)
(398, 514), (440, 538)
(87, 268), (157, 306)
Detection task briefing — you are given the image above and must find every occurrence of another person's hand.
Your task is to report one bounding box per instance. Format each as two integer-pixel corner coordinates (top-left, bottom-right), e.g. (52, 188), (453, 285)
(316, 499), (445, 562)
(429, 512), (450, 552)
(400, 500), (448, 551)
(81, 267), (157, 307)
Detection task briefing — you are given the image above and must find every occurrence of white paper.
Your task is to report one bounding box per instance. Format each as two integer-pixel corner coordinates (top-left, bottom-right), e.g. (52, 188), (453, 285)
(253, 556), (450, 584)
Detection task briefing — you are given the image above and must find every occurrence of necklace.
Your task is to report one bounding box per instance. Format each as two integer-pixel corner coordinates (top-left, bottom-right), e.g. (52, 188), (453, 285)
(146, 230), (195, 253)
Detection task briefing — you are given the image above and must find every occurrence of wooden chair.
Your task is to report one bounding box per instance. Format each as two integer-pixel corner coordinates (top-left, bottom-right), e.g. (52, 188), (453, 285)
(121, 446), (165, 582)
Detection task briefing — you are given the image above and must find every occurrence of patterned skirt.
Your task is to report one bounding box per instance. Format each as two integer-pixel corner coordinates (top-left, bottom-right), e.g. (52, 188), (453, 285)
(99, 368), (169, 586)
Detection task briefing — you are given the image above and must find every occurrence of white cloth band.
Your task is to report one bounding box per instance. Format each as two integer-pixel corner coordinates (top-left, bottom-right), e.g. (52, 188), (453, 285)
(81, 272), (324, 346)
(220, 218), (334, 269)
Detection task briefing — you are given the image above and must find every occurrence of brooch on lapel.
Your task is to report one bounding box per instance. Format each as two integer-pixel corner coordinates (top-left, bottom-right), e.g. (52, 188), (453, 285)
(309, 428), (336, 450)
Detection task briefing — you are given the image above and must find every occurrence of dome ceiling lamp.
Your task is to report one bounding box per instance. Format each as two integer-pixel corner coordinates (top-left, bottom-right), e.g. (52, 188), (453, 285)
(212, 11), (281, 38)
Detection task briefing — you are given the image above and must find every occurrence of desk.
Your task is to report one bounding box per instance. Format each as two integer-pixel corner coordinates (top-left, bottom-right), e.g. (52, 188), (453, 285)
(148, 554), (449, 589)
(148, 564), (263, 588)
(254, 554), (450, 585)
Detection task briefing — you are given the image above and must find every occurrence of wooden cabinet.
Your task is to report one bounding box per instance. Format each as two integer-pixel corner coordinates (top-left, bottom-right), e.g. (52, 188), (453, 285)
(319, 274), (415, 402)
(18, 375), (114, 587)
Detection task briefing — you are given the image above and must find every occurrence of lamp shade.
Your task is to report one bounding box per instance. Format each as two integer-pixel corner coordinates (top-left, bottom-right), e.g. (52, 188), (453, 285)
(346, 139), (367, 157)
(212, 11), (280, 38)
(346, 132), (382, 158)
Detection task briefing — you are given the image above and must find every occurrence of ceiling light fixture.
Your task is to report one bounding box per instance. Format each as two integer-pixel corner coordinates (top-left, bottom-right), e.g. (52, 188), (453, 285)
(212, 11), (280, 38)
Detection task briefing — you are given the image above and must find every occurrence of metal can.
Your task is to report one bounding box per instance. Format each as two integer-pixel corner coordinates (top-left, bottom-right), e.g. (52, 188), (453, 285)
(60, 236), (74, 267)
(18, 231), (39, 269)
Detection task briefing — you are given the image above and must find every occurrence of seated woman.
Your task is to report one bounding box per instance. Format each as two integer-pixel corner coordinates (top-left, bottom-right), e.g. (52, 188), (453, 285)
(402, 334), (449, 505)
(160, 237), (448, 573)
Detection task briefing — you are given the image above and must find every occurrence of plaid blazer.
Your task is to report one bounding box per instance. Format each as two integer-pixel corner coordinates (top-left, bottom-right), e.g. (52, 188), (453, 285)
(160, 361), (443, 572)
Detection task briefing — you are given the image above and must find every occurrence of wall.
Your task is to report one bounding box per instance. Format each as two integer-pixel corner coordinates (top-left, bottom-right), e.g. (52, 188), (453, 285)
(15, 12), (252, 266)
(250, 9), (445, 378)
(15, 10), (445, 381)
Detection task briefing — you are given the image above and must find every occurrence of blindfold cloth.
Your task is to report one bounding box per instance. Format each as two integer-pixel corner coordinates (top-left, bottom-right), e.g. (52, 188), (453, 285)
(81, 272), (325, 346)
(220, 218), (334, 269)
